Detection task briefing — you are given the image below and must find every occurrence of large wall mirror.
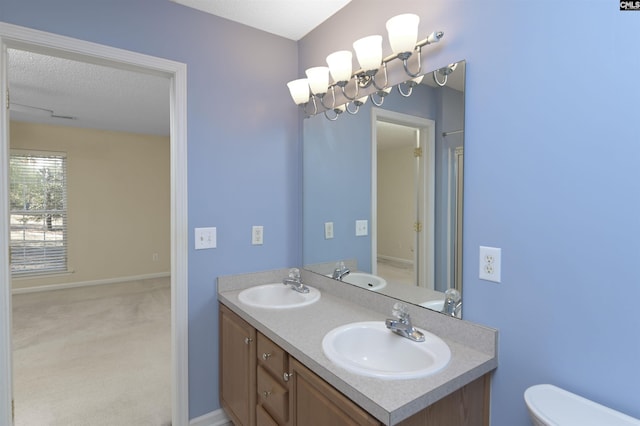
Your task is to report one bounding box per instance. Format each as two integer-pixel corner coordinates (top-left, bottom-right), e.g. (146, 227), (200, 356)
(303, 60), (465, 317)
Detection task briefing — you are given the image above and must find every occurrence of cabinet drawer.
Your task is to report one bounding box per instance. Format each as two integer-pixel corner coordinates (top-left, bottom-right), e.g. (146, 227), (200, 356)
(257, 365), (288, 424)
(257, 332), (288, 381)
(256, 403), (279, 426)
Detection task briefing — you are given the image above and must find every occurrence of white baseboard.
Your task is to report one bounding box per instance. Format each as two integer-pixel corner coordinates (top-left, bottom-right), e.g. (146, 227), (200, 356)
(189, 409), (231, 426)
(377, 254), (413, 266)
(11, 272), (170, 295)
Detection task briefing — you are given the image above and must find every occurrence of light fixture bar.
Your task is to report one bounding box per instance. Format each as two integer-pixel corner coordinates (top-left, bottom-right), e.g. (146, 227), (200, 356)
(286, 12), (446, 120)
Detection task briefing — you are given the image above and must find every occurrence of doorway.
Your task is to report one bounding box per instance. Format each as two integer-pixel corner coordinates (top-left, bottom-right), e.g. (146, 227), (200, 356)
(371, 108), (435, 289)
(0, 23), (188, 425)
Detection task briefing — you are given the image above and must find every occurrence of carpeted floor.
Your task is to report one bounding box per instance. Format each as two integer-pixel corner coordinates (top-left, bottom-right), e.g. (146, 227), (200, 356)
(12, 277), (172, 426)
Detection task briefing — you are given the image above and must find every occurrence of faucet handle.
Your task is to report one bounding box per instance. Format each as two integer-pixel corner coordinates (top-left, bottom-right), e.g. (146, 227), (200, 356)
(288, 268), (301, 281)
(392, 302), (409, 320)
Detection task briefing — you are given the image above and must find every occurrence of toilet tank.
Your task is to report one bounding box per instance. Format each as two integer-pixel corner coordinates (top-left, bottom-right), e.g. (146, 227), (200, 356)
(524, 384), (640, 426)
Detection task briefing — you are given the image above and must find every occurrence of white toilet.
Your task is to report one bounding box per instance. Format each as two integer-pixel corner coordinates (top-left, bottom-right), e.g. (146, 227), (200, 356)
(524, 384), (640, 426)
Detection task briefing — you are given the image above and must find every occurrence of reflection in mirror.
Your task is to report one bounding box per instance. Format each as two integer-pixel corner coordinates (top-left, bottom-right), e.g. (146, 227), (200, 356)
(303, 60), (465, 318)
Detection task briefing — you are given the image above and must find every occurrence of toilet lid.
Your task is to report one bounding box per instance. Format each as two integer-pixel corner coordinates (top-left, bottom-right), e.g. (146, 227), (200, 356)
(525, 384), (640, 426)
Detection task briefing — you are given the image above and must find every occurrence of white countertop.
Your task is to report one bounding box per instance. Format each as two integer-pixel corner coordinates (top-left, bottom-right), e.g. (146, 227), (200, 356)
(218, 268), (497, 425)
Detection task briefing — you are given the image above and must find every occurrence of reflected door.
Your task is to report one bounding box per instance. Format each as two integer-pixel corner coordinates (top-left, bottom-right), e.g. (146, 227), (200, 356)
(373, 110), (435, 290)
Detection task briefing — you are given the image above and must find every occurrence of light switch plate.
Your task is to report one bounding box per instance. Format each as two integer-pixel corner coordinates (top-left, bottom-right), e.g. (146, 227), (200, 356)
(195, 227), (216, 250)
(355, 220), (368, 236)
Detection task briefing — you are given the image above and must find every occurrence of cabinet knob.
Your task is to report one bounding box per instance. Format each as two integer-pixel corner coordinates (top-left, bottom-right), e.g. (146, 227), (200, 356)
(262, 390), (272, 398)
(244, 337), (253, 345)
(283, 372), (292, 382)
(262, 352), (272, 361)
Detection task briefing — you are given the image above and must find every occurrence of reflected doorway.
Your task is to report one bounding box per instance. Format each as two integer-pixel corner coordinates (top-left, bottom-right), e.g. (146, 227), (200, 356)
(371, 109), (435, 290)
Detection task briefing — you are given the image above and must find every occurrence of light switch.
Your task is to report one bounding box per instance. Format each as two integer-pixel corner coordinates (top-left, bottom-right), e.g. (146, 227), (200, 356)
(355, 220), (368, 236)
(195, 227), (216, 250)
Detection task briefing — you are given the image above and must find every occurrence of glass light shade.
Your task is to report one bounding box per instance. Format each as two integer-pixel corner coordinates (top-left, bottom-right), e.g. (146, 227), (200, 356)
(305, 66), (330, 95)
(353, 35), (382, 72)
(386, 13), (420, 54)
(287, 78), (310, 105)
(326, 50), (353, 83)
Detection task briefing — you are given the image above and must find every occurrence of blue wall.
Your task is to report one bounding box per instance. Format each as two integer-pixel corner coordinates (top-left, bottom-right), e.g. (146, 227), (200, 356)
(301, 0), (640, 424)
(0, 0), (300, 418)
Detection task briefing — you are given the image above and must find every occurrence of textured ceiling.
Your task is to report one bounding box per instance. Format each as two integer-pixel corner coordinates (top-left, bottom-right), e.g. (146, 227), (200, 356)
(8, 49), (170, 136)
(171, 0), (352, 40)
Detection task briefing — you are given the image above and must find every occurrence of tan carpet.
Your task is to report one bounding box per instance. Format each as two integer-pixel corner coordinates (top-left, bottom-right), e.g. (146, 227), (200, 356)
(12, 277), (172, 426)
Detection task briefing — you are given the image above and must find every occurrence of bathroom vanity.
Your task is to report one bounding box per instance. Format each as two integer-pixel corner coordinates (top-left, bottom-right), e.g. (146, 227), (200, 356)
(218, 269), (497, 426)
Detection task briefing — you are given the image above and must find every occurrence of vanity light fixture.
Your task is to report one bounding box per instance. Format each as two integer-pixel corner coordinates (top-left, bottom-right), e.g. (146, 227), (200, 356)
(287, 13), (444, 121)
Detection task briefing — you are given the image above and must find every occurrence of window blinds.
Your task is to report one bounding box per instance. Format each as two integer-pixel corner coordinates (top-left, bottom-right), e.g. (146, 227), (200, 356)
(9, 151), (68, 276)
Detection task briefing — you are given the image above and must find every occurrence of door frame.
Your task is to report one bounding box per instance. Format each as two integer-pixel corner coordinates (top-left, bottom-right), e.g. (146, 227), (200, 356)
(371, 107), (435, 289)
(0, 23), (189, 425)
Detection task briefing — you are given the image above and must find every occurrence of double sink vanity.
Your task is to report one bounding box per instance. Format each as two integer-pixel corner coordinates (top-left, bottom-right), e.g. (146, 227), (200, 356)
(218, 268), (497, 426)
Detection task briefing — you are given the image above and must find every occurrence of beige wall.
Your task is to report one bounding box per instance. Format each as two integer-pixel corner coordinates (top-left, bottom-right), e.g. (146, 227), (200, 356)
(377, 145), (415, 263)
(10, 121), (170, 290)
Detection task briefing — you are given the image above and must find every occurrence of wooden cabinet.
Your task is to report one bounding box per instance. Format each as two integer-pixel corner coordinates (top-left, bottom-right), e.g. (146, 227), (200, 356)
(220, 304), (256, 426)
(395, 374), (490, 426)
(219, 303), (490, 426)
(289, 357), (379, 426)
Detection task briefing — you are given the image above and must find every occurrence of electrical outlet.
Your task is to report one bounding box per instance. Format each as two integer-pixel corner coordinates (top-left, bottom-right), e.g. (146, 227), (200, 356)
(324, 222), (334, 239)
(252, 225), (264, 245)
(479, 246), (501, 282)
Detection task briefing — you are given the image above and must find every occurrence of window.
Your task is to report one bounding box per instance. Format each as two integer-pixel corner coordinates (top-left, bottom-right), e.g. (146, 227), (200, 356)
(10, 150), (67, 276)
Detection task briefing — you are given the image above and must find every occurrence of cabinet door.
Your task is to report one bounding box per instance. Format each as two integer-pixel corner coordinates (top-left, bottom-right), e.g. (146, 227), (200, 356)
(220, 304), (257, 426)
(396, 374), (490, 426)
(289, 358), (380, 426)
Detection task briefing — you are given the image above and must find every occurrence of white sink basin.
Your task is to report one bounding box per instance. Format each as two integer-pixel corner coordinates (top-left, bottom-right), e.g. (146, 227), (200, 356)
(238, 283), (320, 309)
(420, 299), (444, 311)
(322, 321), (451, 379)
(341, 272), (387, 291)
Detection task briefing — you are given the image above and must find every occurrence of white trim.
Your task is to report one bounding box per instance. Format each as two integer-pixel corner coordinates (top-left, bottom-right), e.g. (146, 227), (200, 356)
(189, 409), (232, 426)
(11, 272), (171, 295)
(0, 23), (189, 426)
(0, 37), (13, 426)
(377, 254), (414, 267)
(371, 108), (435, 289)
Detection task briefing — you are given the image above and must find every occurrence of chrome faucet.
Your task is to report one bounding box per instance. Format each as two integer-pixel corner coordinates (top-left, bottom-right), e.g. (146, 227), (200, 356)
(441, 288), (462, 317)
(331, 261), (350, 281)
(282, 268), (309, 294)
(385, 303), (425, 342)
